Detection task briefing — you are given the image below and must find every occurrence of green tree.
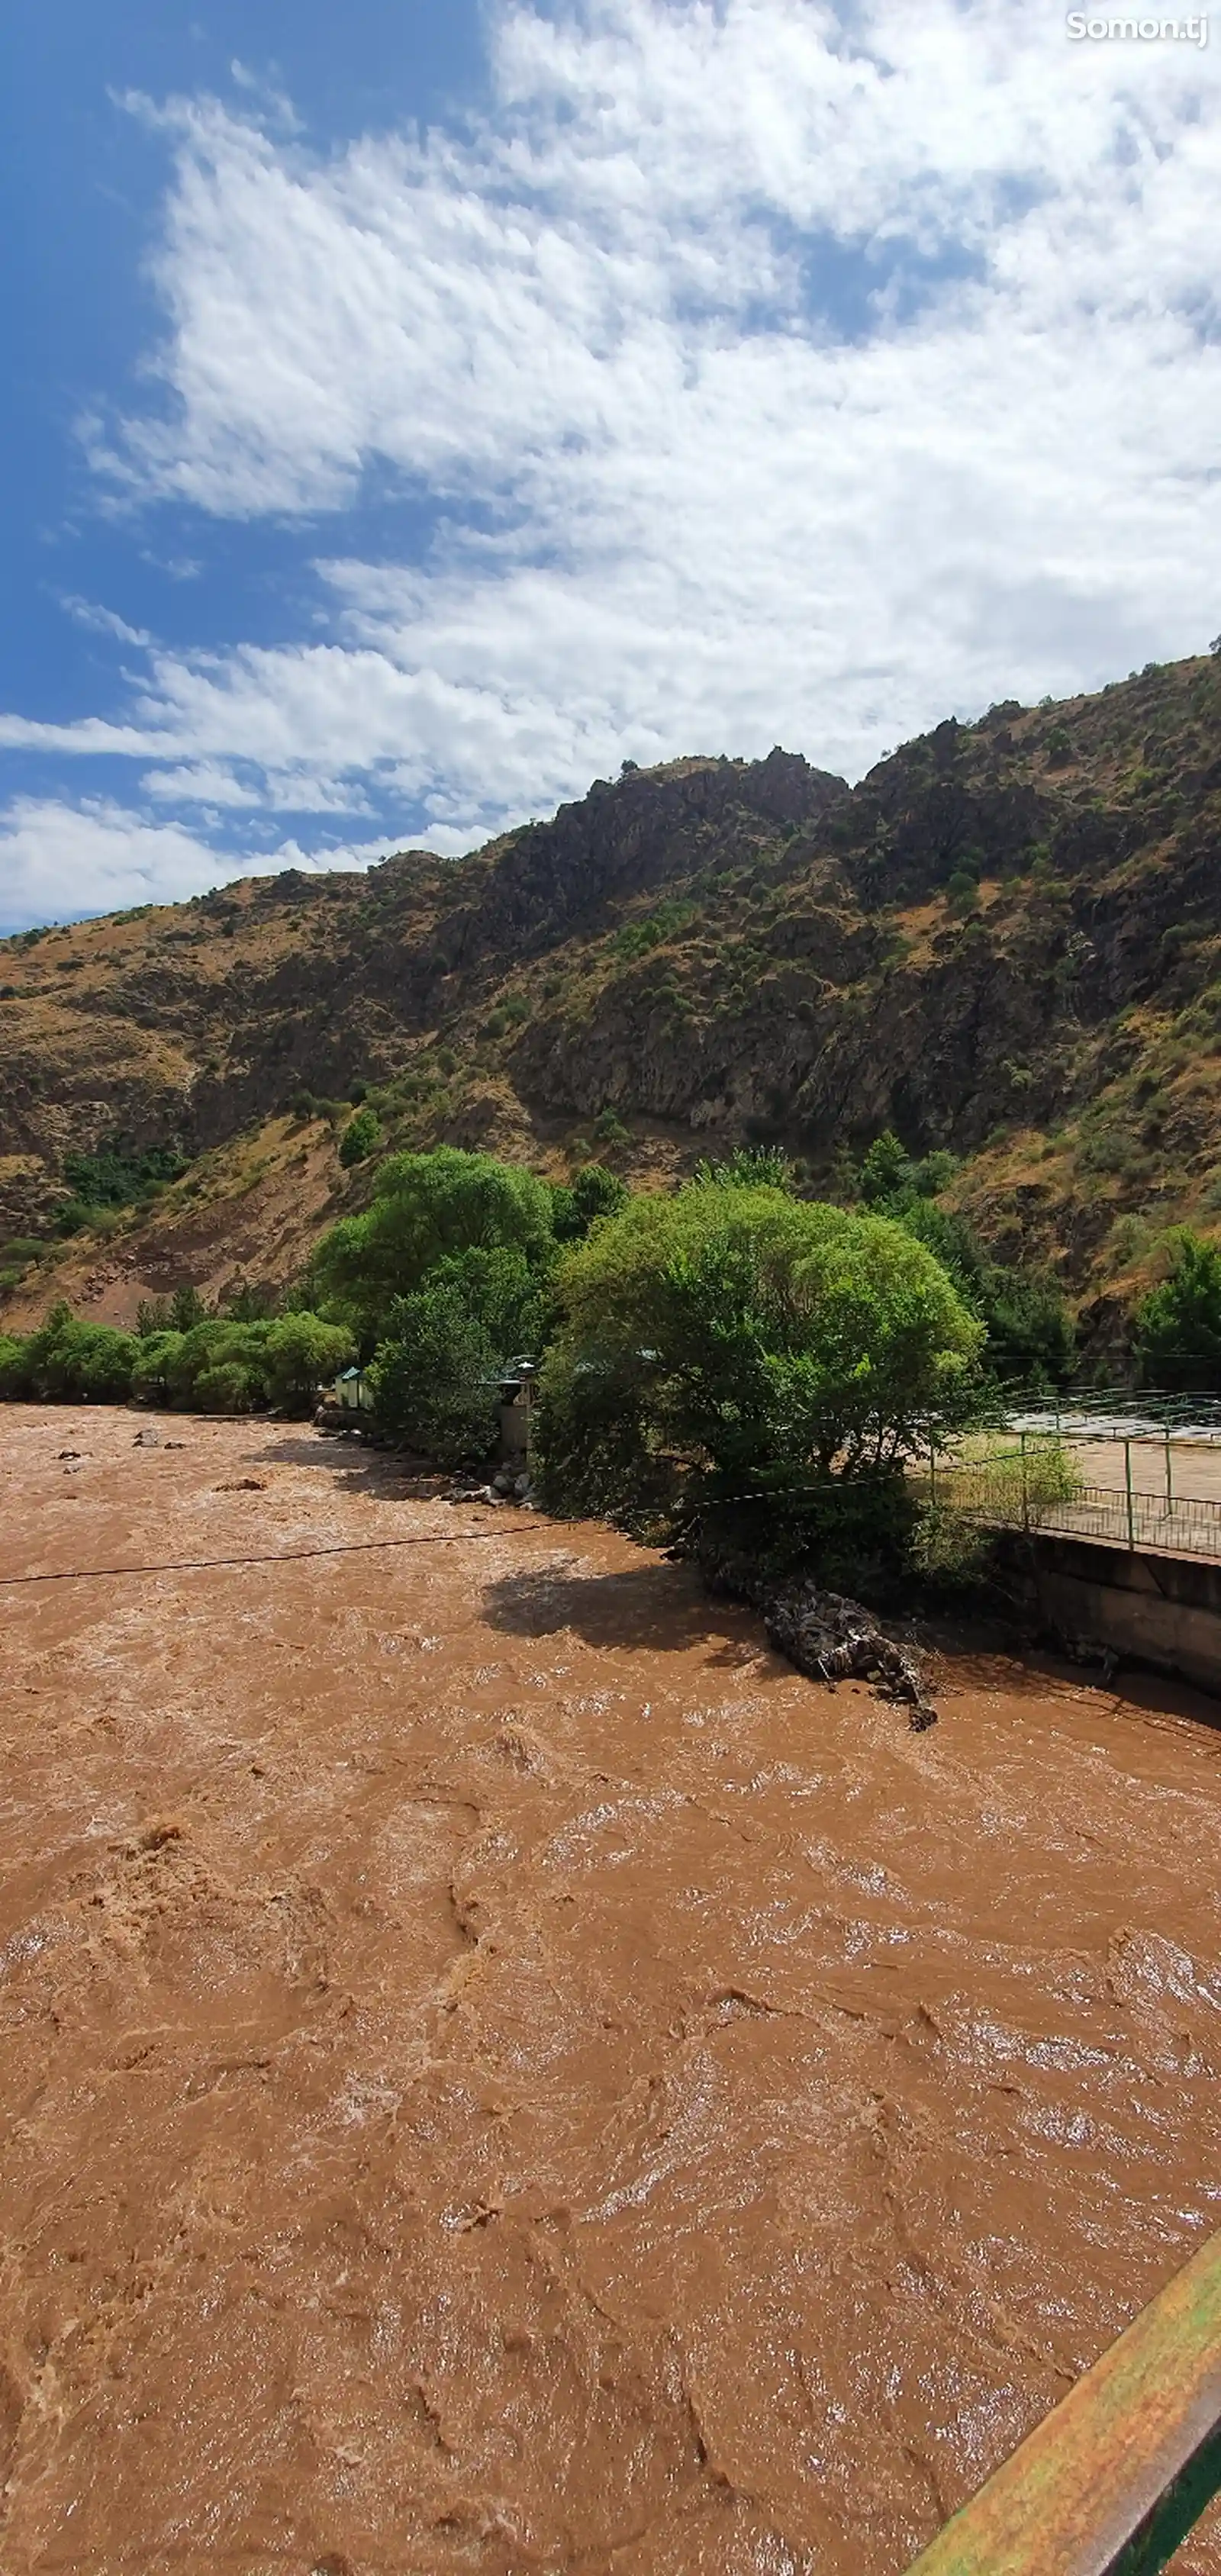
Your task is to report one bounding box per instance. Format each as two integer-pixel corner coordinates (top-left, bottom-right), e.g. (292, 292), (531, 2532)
(130, 1330), (185, 1405)
(263, 1315), (356, 1414)
(1136, 1230), (1221, 1389)
(415, 1245), (550, 1354)
(858, 1131), (912, 1206)
(339, 1106), (384, 1167)
(550, 1164), (630, 1242)
(170, 1284), (208, 1332)
(369, 1279), (501, 1465)
(193, 1359), (266, 1414)
(15, 1305), (137, 1401)
(692, 1145), (797, 1193)
(222, 1279), (279, 1322)
(895, 1199), (1075, 1383)
(310, 1148), (556, 1343)
(0, 1332), (31, 1398)
(165, 1319), (272, 1409)
(534, 1183), (983, 1539)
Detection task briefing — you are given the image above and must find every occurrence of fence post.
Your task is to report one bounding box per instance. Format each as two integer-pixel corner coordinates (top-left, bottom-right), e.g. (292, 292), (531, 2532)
(1020, 1428), (1029, 1534)
(1125, 1438), (1136, 1551)
(1166, 1430), (1174, 1518)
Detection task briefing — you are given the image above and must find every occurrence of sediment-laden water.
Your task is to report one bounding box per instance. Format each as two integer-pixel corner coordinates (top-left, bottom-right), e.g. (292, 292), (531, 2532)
(2, 1407), (1219, 2574)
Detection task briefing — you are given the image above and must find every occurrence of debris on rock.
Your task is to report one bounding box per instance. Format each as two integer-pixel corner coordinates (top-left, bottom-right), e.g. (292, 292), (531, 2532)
(699, 1539), (939, 1730)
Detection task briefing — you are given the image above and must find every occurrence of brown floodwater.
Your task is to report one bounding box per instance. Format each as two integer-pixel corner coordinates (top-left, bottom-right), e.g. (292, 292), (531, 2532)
(2, 1406), (1220, 2576)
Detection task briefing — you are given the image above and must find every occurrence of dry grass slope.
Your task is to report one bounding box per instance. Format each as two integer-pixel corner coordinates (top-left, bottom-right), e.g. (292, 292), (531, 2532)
(2, 658), (1219, 1331)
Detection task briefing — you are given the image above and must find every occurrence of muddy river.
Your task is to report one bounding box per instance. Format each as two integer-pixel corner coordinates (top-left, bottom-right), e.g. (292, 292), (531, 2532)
(2, 1406), (1219, 2574)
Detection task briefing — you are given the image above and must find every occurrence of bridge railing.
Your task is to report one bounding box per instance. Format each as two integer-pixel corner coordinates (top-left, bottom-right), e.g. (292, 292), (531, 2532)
(923, 1451), (1221, 1563)
(902, 2228), (1221, 2575)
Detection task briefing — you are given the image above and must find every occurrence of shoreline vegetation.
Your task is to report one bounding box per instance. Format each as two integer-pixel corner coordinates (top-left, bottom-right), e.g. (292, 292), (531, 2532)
(6, 1141), (1194, 1612)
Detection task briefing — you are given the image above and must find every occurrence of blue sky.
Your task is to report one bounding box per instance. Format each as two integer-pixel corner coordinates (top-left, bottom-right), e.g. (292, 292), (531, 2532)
(2, 0), (1219, 929)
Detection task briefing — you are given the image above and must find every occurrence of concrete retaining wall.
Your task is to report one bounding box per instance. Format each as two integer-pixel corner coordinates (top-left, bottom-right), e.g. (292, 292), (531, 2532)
(1000, 1531), (1221, 1699)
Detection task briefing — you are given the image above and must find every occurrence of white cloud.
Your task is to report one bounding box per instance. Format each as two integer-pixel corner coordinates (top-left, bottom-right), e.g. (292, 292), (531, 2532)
(4, 0), (1221, 909)
(59, 595), (155, 649)
(0, 797), (391, 931)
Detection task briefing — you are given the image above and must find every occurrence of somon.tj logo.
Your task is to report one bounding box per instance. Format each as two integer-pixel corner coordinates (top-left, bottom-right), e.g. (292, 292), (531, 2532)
(1066, 10), (1208, 37)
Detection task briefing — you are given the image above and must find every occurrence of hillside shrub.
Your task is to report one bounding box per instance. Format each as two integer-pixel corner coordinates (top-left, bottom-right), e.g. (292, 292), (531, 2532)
(613, 900), (697, 961)
(693, 1146), (797, 1193)
(946, 870), (981, 918)
(339, 1106), (384, 1167)
(56, 1137), (187, 1228)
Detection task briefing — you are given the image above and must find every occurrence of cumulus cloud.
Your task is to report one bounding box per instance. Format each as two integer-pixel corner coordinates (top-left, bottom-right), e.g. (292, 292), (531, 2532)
(0, 797), (388, 932)
(4, 0), (1220, 913)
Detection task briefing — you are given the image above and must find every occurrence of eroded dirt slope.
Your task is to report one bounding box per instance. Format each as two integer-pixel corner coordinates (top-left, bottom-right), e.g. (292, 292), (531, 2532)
(2, 1410), (1219, 2574)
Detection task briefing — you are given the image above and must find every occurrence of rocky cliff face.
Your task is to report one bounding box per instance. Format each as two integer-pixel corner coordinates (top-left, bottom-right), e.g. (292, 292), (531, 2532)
(1, 655), (1219, 1322)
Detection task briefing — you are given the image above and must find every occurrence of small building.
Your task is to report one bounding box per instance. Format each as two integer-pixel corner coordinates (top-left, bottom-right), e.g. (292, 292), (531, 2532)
(498, 1357), (539, 1466)
(333, 1365), (374, 1414)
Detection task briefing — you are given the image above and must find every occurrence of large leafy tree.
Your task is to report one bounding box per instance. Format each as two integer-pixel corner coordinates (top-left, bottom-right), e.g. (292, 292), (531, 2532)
(1136, 1230), (1221, 1389)
(309, 1148), (556, 1343)
(369, 1278), (502, 1466)
(263, 1315), (356, 1413)
(4, 1303), (137, 1402)
(535, 1182), (983, 1523)
(366, 1248), (548, 1463)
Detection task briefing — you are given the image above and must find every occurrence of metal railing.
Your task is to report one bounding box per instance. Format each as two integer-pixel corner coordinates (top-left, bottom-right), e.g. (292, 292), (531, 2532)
(926, 1450), (1221, 1563)
(997, 1381), (1221, 1442)
(903, 2227), (1221, 2575)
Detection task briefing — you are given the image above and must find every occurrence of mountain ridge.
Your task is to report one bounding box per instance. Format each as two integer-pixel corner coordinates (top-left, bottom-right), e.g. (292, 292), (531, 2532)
(2, 652), (1219, 1340)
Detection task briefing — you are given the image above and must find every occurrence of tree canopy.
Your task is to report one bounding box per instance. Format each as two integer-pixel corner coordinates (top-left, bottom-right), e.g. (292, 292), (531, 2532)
(310, 1148), (556, 1342)
(1136, 1230), (1221, 1389)
(535, 1181), (983, 1525)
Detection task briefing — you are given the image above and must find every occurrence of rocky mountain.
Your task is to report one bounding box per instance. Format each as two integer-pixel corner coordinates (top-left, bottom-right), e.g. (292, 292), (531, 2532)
(2, 653), (1219, 1335)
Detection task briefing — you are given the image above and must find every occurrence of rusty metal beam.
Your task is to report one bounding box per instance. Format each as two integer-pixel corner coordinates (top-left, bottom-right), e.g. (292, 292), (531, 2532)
(903, 2229), (1221, 2576)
